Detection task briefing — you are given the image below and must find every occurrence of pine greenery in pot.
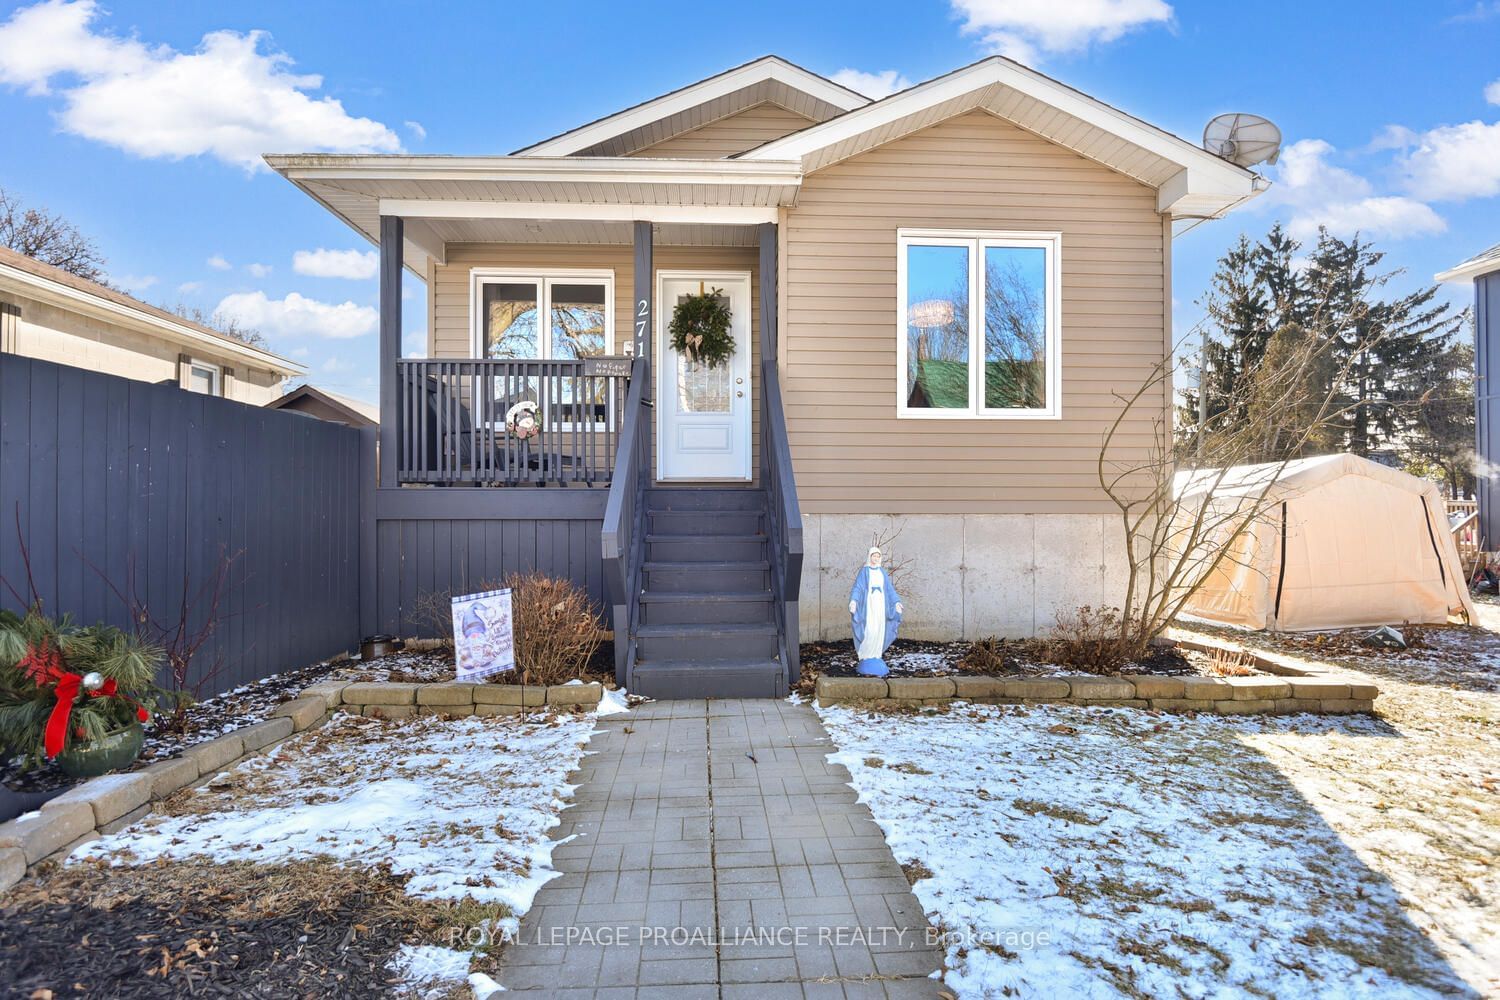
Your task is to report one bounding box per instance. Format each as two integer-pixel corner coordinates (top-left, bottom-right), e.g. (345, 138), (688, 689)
(0, 607), (160, 776)
(668, 288), (735, 369)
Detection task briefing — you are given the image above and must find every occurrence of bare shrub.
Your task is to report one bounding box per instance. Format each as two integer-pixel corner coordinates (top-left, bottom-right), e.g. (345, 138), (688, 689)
(1206, 649), (1255, 677)
(412, 588), (455, 651)
(501, 573), (603, 686)
(1098, 236), (1419, 649)
(958, 636), (1014, 674)
(1042, 606), (1144, 675)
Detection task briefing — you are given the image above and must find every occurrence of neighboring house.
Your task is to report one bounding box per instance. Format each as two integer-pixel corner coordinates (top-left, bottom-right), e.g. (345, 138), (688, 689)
(269, 55), (1266, 698)
(1437, 244), (1500, 547)
(266, 383), (380, 428)
(0, 246), (301, 404)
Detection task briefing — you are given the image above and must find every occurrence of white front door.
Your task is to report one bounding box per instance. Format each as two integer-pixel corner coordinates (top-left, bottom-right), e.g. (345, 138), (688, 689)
(657, 271), (752, 480)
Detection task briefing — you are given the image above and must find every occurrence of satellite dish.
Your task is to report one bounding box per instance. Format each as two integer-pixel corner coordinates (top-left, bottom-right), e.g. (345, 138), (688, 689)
(1202, 113), (1282, 169)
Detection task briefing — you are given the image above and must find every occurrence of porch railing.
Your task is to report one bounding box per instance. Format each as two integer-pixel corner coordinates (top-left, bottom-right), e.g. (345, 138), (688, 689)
(601, 355), (652, 685)
(761, 359), (804, 683)
(1447, 500), (1481, 565)
(395, 358), (630, 486)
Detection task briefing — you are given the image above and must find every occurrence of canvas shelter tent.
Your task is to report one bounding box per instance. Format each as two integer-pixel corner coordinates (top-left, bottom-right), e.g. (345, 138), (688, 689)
(1174, 454), (1475, 631)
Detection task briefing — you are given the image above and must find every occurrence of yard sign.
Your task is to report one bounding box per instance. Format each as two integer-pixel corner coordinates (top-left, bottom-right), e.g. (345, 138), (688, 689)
(451, 588), (516, 681)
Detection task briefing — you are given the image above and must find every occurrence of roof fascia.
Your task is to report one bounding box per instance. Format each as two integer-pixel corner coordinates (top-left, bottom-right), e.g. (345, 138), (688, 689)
(0, 261), (304, 374)
(511, 56), (867, 157)
(742, 57), (1259, 208)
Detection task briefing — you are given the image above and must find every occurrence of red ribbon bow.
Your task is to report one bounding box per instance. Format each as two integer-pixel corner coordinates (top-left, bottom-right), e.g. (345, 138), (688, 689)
(24, 641), (149, 759)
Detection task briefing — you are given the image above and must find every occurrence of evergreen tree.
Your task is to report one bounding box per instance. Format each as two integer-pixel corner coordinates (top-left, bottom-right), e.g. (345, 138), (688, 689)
(1182, 225), (1469, 487)
(1404, 317), (1476, 498)
(1179, 235), (1269, 436)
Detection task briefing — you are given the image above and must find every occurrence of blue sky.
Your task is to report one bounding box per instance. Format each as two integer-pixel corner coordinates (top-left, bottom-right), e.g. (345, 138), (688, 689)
(2, 0), (1498, 404)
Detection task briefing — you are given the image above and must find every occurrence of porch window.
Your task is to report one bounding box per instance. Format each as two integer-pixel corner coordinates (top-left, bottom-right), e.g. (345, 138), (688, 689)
(471, 270), (616, 427)
(896, 229), (1060, 419)
(471, 271), (614, 360)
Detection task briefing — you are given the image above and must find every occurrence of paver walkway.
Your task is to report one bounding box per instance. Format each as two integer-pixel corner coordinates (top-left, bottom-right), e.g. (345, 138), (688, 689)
(495, 699), (945, 998)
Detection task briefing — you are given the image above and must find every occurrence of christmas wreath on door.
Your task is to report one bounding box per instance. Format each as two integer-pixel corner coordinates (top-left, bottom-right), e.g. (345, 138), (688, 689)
(668, 288), (735, 368)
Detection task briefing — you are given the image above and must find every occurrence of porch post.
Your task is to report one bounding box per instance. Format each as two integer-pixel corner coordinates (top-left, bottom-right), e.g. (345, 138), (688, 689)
(632, 220), (653, 359)
(759, 221), (777, 362)
(378, 215), (403, 488)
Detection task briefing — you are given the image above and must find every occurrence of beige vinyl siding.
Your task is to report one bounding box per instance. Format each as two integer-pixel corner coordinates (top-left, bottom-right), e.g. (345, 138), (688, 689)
(629, 102), (814, 159)
(431, 243), (762, 480)
(782, 110), (1168, 515)
(1, 290), (284, 404)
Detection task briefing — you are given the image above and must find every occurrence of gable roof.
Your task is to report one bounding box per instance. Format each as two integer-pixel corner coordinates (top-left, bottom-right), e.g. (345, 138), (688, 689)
(0, 246), (302, 375)
(513, 55), (868, 158)
(1436, 243), (1500, 283)
(266, 383), (379, 425)
(739, 56), (1267, 220)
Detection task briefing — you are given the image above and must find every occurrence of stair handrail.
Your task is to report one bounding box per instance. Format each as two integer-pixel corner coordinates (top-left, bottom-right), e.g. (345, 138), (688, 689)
(602, 355), (651, 685)
(760, 359), (804, 683)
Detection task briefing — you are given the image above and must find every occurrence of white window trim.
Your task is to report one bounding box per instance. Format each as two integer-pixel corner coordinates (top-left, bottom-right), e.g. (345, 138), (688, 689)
(469, 267), (617, 432)
(468, 267), (615, 359)
(187, 359), (222, 396)
(895, 228), (1062, 420)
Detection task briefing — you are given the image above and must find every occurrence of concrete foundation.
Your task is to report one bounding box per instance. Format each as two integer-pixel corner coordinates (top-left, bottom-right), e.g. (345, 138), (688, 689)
(799, 513), (1128, 642)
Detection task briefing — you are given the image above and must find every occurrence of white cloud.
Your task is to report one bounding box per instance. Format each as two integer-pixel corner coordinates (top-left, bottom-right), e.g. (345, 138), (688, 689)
(1487, 79), (1500, 105)
(246, 262), (272, 278)
(214, 290), (377, 339)
(1265, 138), (1445, 241)
(0, 0), (400, 171)
(830, 68), (912, 99)
(177, 280), (202, 294)
(1366, 124), (1417, 153)
(1399, 119), (1500, 201)
(404, 119), (426, 140)
(107, 273), (156, 292)
(292, 247), (378, 280)
(951, 0), (1173, 64)
(207, 254), (231, 271)
(321, 355), (354, 373)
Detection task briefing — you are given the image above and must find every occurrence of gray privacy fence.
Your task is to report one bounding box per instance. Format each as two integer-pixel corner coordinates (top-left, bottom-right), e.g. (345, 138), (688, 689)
(0, 354), (367, 698)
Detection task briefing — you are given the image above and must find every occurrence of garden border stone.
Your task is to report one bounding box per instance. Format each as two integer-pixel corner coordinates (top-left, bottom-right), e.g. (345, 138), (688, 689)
(816, 650), (1378, 716)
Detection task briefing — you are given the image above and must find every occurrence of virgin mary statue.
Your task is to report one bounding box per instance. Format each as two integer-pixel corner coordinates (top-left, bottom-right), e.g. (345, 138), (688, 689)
(849, 547), (903, 677)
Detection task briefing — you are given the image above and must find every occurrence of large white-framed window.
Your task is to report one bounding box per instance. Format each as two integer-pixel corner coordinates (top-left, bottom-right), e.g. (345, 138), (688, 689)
(469, 269), (614, 360)
(896, 228), (1061, 420)
(469, 268), (616, 429)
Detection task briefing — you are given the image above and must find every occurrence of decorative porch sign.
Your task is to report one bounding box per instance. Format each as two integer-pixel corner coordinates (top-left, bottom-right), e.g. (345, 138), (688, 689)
(583, 356), (632, 378)
(451, 588), (516, 681)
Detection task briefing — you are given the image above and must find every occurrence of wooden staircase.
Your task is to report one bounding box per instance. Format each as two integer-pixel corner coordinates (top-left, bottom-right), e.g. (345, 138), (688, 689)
(629, 487), (786, 698)
(602, 356), (802, 701)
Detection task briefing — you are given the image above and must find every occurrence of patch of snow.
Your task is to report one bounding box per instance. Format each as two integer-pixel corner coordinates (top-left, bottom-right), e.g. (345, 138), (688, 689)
(596, 687), (630, 716)
(469, 971), (506, 997)
(885, 651), (951, 672)
(389, 944), (472, 997)
(818, 701), (1476, 999)
(78, 714), (594, 910)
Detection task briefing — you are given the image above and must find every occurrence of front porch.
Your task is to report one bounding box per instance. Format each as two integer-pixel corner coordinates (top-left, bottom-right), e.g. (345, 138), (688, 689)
(358, 192), (802, 697)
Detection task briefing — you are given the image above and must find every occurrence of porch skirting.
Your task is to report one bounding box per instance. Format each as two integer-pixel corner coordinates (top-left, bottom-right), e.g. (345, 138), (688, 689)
(798, 513), (1129, 642)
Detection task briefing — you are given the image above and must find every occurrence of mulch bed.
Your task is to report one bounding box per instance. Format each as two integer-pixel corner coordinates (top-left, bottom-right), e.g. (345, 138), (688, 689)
(0, 857), (487, 998)
(802, 636), (1200, 681)
(335, 641), (615, 686)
